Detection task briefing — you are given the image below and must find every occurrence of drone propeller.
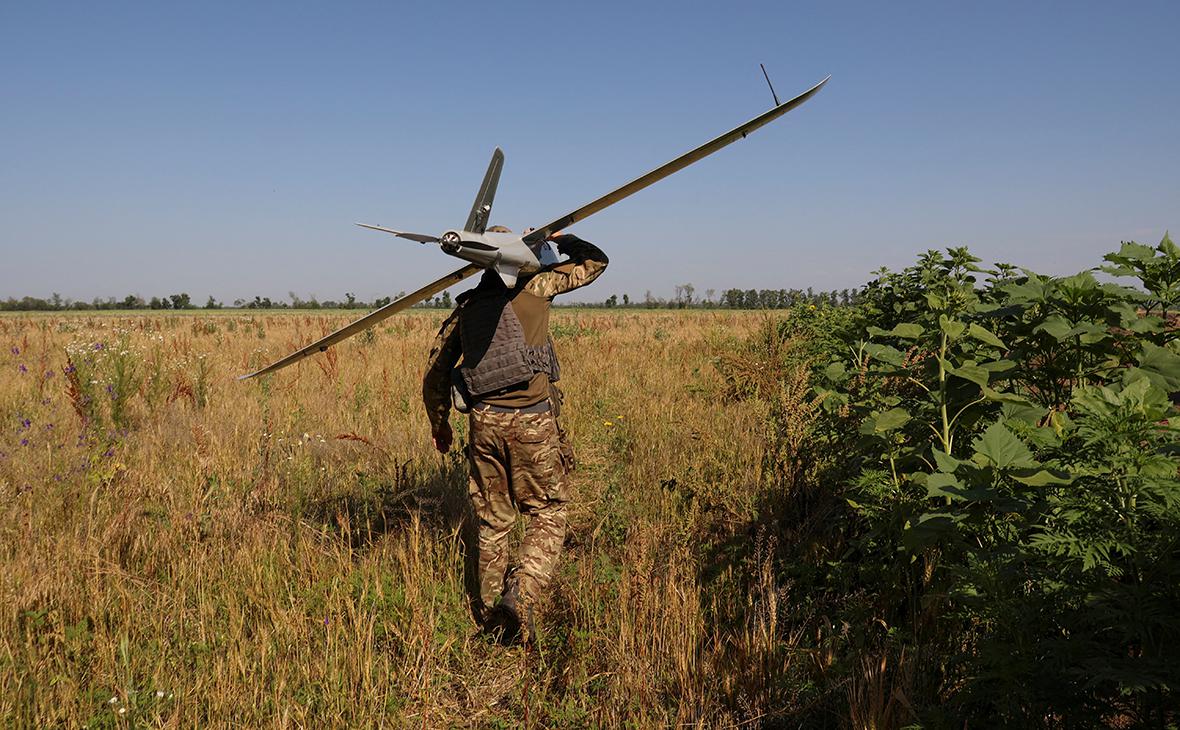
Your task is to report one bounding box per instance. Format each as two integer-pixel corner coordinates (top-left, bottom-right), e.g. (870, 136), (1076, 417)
(237, 263), (482, 380)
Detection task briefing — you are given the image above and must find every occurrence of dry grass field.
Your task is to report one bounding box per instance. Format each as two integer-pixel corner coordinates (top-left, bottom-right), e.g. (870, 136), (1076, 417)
(0, 309), (811, 727)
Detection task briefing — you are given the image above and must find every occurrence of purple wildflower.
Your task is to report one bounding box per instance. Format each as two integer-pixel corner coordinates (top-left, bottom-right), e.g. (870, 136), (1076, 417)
(44, 370), (54, 379)
(20, 438), (29, 447)
(103, 447), (115, 458)
(18, 364), (27, 374)
(10, 346), (18, 355)
(93, 342), (104, 351)
(20, 418), (31, 431)
(63, 364), (76, 374)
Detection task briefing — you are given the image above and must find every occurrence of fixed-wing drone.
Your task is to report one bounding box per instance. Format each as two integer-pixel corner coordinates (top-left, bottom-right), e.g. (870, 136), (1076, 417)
(239, 73), (829, 379)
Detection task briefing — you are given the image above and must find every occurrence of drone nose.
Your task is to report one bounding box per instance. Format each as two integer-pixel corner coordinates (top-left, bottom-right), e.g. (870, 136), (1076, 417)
(440, 231), (462, 254)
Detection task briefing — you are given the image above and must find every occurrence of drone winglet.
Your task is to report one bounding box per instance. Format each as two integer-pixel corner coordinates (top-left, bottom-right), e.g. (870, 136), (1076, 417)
(523, 75), (830, 244)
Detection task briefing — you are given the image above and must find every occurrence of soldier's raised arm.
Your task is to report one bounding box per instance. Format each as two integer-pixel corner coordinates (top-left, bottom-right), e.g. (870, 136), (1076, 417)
(525, 234), (609, 300)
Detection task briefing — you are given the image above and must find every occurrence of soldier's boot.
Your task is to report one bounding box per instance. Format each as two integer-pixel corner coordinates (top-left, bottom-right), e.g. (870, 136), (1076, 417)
(491, 584), (536, 647)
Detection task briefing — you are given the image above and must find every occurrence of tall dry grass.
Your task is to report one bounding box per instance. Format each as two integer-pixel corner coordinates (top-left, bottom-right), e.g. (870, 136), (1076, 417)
(0, 309), (837, 727)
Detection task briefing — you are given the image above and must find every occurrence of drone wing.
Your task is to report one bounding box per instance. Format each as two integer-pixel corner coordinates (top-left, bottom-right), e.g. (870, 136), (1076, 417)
(522, 75), (830, 245)
(238, 263), (482, 380)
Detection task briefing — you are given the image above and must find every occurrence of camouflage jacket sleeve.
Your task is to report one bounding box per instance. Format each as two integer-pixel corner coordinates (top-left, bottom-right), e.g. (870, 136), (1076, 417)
(422, 308), (462, 433)
(525, 234), (609, 299)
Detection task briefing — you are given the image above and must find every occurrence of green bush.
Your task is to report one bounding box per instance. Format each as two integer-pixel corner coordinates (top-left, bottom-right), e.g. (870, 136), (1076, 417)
(785, 236), (1180, 725)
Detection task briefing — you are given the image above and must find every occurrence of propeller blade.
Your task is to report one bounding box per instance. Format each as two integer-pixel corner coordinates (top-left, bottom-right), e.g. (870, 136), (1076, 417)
(523, 75), (830, 244)
(238, 263), (481, 380)
(356, 223), (439, 244)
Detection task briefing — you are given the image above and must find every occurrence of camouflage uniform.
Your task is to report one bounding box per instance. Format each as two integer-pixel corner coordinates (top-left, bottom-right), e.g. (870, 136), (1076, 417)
(467, 408), (569, 612)
(423, 235), (608, 619)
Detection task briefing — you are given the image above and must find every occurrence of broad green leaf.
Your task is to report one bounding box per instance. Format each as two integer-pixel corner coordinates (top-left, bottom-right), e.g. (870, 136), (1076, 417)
(1102, 376), (1172, 420)
(1128, 315), (1166, 334)
(1159, 230), (1178, 257)
(1135, 343), (1180, 391)
(873, 407), (912, 432)
(902, 512), (962, 551)
(1075, 321), (1109, 345)
(925, 473), (963, 499)
(863, 343), (905, 366)
(867, 323), (922, 339)
(1001, 279), (1048, 303)
(947, 362), (990, 388)
(1108, 301), (1143, 328)
(932, 448), (961, 473)
(980, 360), (1017, 373)
(967, 323), (1006, 349)
(823, 362), (847, 382)
(890, 323), (923, 339)
(1010, 468), (1072, 486)
(1102, 240), (1156, 266)
(1034, 315), (1074, 341)
(1001, 401), (1048, 426)
(981, 386), (1034, 407)
(971, 421), (1037, 469)
(939, 315), (966, 340)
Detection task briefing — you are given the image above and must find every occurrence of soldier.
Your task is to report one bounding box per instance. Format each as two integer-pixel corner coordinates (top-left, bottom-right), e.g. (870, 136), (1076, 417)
(422, 228), (608, 643)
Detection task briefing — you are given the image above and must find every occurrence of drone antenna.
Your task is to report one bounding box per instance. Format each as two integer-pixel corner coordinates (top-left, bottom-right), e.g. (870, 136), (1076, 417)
(760, 63), (780, 106)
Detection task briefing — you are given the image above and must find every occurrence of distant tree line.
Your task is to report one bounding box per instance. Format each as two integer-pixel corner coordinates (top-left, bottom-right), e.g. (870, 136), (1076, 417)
(0, 293), (214, 311)
(2, 285), (854, 311)
(0, 291), (457, 311)
(556, 285), (860, 309)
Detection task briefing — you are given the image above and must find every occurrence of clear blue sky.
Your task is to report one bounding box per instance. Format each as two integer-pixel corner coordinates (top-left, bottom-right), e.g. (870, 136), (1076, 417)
(2, 1), (1177, 304)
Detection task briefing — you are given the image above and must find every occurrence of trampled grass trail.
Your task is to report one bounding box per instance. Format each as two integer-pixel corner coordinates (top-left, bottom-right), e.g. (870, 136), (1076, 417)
(1, 310), (803, 727)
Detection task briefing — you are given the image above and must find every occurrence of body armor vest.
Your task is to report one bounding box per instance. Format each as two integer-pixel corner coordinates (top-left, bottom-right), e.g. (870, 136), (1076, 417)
(457, 287), (560, 400)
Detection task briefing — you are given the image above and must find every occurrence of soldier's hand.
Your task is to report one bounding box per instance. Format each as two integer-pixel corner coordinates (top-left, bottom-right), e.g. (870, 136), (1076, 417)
(432, 422), (453, 453)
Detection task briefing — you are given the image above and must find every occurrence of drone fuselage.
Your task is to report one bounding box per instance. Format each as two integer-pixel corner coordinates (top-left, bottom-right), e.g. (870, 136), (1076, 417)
(439, 230), (541, 287)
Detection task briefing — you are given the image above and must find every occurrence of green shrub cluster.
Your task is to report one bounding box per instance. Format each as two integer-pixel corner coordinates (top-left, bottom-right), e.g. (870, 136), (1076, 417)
(785, 236), (1180, 725)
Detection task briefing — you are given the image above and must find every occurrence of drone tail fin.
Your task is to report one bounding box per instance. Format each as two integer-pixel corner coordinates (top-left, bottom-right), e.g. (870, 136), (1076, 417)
(355, 223), (439, 243)
(464, 148), (504, 234)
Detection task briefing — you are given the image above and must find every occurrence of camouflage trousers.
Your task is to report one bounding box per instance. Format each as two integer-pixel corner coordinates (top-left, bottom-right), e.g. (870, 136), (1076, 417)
(467, 408), (569, 618)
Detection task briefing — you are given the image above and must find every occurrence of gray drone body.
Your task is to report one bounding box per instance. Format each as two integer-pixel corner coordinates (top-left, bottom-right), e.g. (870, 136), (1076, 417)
(357, 223), (542, 288)
(240, 73), (830, 379)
